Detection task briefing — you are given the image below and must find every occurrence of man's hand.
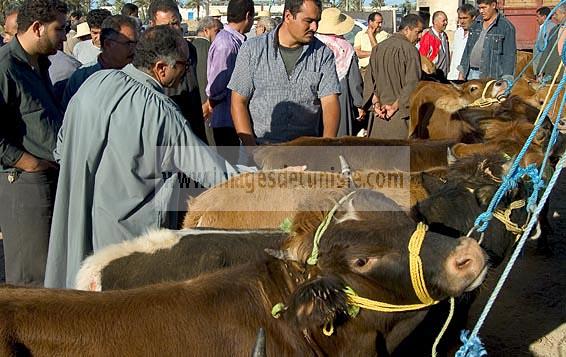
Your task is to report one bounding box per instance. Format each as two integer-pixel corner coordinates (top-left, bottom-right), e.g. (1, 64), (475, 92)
(14, 152), (55, 172)
(383, 102), (399, 119)
(458, 72), (465, 81)
(202, 100), (212, 120)
(356, 108), (366, 121)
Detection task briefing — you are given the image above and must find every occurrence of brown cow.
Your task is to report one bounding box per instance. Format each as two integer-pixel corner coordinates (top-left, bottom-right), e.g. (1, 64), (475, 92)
(408, 79), (507, 140)
(515, 50), (535, 79)
(252, 136), (454, 172)
(0, 190), (488, 356)
(182, 169), (442, 229)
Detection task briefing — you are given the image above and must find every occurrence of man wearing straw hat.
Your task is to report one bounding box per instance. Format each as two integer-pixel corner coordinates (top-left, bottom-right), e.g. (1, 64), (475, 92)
(229, 0), (340, 146)
(316, 7), (364, 136)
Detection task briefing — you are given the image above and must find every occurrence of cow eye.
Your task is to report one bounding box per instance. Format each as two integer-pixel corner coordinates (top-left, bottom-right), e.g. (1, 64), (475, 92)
(355, 258), (368, 267)
(470, 86), (478, 92)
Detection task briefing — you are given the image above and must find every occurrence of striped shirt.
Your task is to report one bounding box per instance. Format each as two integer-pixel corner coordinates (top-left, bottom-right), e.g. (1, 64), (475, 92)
(228, 26), (340, 144)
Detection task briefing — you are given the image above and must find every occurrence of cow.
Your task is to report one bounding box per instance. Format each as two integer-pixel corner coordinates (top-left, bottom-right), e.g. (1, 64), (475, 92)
(0, 190), (488, 356)
(408, 79), (505, 140)
(515, 50), (535, 79)
(182, 169), (444, 230)
(252, 136), (454, 172)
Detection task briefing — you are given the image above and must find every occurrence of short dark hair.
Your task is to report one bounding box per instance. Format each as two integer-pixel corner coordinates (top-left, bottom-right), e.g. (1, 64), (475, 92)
(458, 3), (478, 18)
(100, 14), (137, 47)
(477, 0), (497, 5)
(398, 14), (423, 31)
(368, 12), (382, 23)
(227, 0), (255, 23)
(133, 25), (185, 70)
(87, 9), (111, 30)
(17, 0), (67, 33)
(536, 7), (551, 17)
(148, 0), (180, 21)
(69, 10), (82, 19)
(121, 3), (139, 16)
(284, 0), (322, 18)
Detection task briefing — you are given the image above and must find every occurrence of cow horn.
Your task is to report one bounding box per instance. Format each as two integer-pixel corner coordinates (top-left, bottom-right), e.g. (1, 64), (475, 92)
(264, 248), (298, 262)
(251, 328), (266, 357)
(339, 155), (357, 188)
(447, 147), (457, 166)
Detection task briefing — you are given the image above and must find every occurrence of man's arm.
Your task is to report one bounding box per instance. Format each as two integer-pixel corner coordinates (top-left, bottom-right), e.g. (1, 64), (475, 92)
(227, 42), (256, 146)
(231, 91), (256, 146)
(320, 94), (340, 137)
(206, 39), (236, 107)
(354, 31), (372, 59)
(501, 23), (517, 77)
(397, 49), (422, 119)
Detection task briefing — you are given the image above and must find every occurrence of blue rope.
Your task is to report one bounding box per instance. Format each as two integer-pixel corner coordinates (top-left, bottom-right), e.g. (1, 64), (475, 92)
(474, 70), (566, 233)
(457, 143), (566, 357)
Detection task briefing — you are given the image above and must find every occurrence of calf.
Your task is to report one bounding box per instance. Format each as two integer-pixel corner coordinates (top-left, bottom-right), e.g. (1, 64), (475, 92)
(1, 190), (487, 356)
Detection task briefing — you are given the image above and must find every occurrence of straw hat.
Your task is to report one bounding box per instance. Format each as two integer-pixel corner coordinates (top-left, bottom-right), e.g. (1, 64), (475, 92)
(255, 10), (271, 19)
(317, 8), (354, 36)
(73, 22), (91, 38)
(209, 8), (222, 18)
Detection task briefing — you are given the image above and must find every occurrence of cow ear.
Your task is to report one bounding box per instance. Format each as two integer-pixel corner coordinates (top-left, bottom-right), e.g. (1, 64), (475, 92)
(285, 276), (349, 330)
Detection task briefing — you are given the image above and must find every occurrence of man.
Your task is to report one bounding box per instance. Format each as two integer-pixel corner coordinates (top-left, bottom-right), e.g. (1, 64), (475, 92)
(447, 4), (477, 80)
(459, 0), (516, 80)
(72, 8), (111, 64)
(61, 15), (138, 108)
(193, 16), (223, 145)
(121, 2), (143, 32)
(363, 14), (423, 140)
(255, 16), (277, 36)
(45, 26), (239, 289)
(0, 0), (67, 286)
(537, 4), (566, 80)
(418, 11), (450, 77)
(229, 0), (340, 147)
(207, 0), (255, 161)
(354, 12), (389, 76)
(2, 6), (19, 44)
(63, 10), (82, 55)
(533, 6), (554, 73)
(148, 0), (209, 145)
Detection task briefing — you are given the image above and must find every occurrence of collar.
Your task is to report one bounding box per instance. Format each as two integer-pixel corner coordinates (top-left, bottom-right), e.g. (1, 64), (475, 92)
(193, 35), (210, 42)
(121, 63), (164, 93)
(391, 32), (412, 44)
(271, 24), (318, 59)
(431, 27), (445, 39)
(9, 36), (51, 72)
(224, 24), (246, 42)
(476, 11), (501, 28)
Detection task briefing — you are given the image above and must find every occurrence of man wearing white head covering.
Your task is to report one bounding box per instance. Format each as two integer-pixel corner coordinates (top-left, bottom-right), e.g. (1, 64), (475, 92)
(316, 8), (364, 136)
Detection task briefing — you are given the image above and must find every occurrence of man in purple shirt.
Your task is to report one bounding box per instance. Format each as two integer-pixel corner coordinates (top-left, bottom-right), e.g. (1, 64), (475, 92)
(206, 0), (255, 163)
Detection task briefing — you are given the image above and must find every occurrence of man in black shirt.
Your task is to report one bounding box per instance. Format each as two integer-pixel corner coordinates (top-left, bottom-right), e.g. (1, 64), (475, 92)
(0, 0), (67, 286)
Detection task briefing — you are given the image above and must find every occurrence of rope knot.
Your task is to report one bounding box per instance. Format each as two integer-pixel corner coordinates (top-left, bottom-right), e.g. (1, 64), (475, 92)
(455, 330), (487, 357)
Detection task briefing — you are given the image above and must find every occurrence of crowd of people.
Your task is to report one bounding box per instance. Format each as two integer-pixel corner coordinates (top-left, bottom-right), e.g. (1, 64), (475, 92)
(0, 0), (561, 289)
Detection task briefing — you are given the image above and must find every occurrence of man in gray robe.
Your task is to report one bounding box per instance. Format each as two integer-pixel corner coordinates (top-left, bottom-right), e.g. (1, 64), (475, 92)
(363, 14), (423, 140)
(45, 26), (239, 288)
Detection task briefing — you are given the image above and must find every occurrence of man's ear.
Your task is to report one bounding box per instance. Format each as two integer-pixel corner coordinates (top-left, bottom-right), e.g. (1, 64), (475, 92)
(153, 60), (168, 79)
(31, 21), (43, 38)
(285, 276), (349, 330)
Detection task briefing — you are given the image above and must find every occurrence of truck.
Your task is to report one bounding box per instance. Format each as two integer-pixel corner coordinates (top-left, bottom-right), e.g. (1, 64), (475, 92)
(416, 0), (561, 50)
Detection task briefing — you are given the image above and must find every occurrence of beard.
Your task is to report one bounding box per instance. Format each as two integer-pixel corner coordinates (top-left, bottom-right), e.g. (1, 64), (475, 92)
(37, 33), (59, 56)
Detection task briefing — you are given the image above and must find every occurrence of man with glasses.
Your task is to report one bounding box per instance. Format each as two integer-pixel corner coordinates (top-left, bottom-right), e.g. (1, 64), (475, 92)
(148, 0), (209, 145)
(61, 14), (138, 108)
(45, 26), (239, 288)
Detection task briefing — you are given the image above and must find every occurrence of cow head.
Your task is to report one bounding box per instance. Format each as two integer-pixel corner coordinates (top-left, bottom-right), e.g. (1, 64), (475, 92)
(273, 190), (487, 339)
(415, 153), (528, 266)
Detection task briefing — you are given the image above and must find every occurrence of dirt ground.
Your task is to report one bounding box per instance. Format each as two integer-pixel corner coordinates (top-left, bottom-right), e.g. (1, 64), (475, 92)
(0, 174), (564, 356)
(467, 172), (566, 356)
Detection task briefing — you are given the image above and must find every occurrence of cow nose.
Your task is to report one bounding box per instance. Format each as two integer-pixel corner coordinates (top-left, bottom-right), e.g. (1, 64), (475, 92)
(444, 237), (488, 295)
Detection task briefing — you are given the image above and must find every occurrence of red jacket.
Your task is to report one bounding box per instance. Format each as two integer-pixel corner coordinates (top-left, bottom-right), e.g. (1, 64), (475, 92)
(419, 30), (442, 64)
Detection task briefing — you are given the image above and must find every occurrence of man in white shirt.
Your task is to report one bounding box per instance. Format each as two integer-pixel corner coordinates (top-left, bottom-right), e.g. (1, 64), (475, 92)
(447, 4), (477, 80)
(354, 12), (389, 77)
(72, 9), (110, 64)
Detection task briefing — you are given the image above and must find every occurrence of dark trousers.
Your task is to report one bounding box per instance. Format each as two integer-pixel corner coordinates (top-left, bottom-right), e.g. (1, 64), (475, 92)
(0, 170), (57, 286)
(213, 127), (241, 164)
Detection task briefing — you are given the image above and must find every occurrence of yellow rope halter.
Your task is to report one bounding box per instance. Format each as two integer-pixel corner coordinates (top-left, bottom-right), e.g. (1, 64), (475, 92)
(465, 80), (502, 108)
(493, 199), (526, 239)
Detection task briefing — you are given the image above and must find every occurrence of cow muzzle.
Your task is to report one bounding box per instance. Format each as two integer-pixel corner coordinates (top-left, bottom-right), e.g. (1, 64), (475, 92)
(443, 237), (488, 296)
